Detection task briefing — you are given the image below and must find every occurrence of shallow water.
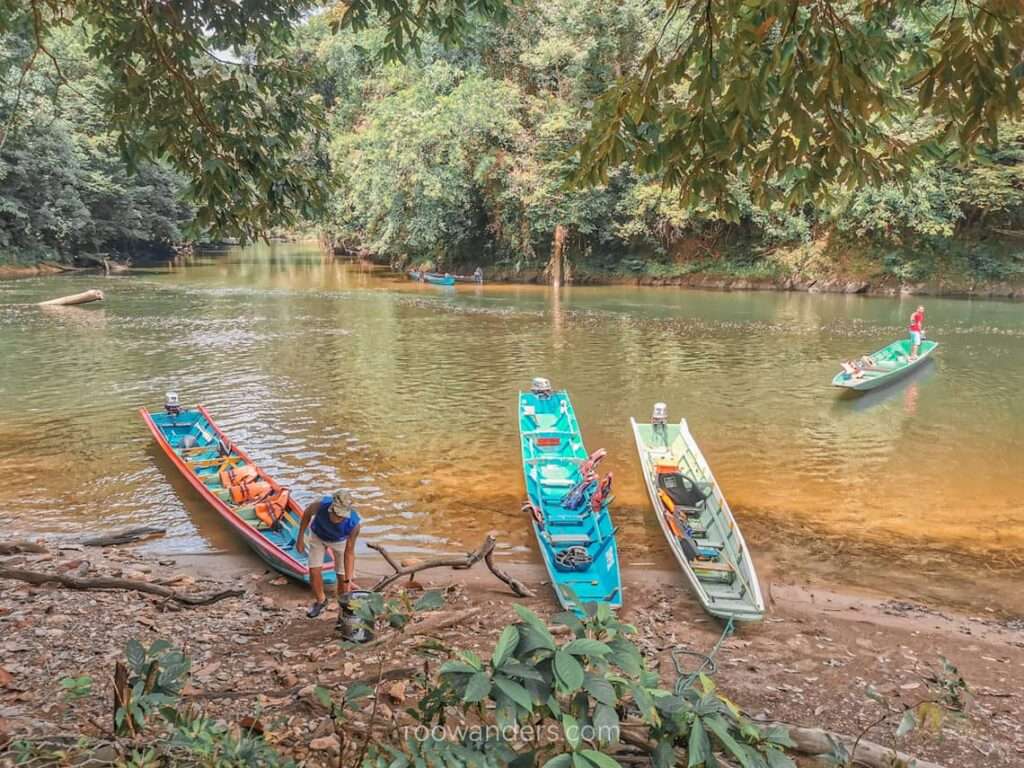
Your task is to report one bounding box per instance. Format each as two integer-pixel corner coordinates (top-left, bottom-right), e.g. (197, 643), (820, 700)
(2, 245), (1022, 607)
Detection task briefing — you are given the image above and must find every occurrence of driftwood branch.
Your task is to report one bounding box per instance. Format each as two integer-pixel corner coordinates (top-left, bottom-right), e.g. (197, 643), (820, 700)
(0, 540), (48, 556)
(484, 541), (533, 597)
(621, 720), (946, 768)
(0, 567), (243, 606)
(82, 527), (166, 547)
(38, 289), (104, 306)
(368, 534), (533, 597)
(779, 722), (946, 768)
(358, 607), (482, 651)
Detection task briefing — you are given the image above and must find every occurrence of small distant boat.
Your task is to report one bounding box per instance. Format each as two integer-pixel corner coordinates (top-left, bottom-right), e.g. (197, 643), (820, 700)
(832, 338), (938, 391)
(140, 395), (335, 584)
(519, 378), (622, 613)
(631, 405), (764, 622)
(409, 270), (456, 286)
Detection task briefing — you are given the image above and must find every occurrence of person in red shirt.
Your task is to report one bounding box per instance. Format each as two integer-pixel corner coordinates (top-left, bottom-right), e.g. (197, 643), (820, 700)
(908, 305), (925, 359)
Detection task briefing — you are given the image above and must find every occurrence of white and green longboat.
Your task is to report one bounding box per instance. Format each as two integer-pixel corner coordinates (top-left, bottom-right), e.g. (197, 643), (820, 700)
(832, 338), (938, 391)
(631, 406), (765, 622)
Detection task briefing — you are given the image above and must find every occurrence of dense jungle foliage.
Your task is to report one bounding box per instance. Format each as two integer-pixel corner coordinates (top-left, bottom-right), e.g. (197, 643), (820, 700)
(1, 1), (1023, 283)
(0, 26), (192, 264)
(308, 1), (1024, 282)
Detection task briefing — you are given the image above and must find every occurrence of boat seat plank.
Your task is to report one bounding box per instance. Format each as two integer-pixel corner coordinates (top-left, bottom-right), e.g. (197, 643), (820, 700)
(692, 560), (732, 572)
(548, 533), (591, 545)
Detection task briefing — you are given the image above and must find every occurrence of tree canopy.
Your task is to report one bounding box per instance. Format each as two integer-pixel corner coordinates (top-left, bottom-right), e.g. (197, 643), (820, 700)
(3, 0), (1022, 238)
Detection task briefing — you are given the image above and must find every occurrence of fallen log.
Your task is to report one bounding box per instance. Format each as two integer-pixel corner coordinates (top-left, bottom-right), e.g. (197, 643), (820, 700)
(620, 720), (946, 768)
(0, 540), (48, 556)
(369, 533), (534, 597)
(0, 567), (243, 606)
(780, 723), (945, 768)
(82, 526), (166, 547)
(38, 289), (104, 307)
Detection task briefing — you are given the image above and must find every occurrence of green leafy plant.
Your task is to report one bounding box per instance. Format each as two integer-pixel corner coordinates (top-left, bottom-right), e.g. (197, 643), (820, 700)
(59, 674), (93, 701)
(391, 601), (796, 768)
(855, 654), (972, 765)
(114, 638), (190, 735)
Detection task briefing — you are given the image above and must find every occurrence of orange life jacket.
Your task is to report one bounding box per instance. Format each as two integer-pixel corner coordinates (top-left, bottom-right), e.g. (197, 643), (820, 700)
(664, 508), (682, 539)
(229, 480), (273, 504)
(254, 489), (290, 529)
(658, 488), (677, 514)
(219, 464), (258, 488)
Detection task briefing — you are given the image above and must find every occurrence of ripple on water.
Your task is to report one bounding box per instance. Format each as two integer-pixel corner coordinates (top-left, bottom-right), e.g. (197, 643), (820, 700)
(1, 255), (1023, 580)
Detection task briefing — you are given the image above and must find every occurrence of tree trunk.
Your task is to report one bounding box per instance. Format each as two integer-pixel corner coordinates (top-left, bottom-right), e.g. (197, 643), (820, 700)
(548, 224), (568, 288)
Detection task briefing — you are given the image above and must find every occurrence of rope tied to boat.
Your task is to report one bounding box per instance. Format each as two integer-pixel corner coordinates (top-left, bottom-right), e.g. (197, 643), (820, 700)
(670, 617), (735, 694)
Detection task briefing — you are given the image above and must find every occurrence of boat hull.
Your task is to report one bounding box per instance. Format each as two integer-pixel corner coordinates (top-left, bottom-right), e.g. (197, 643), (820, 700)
(519, 388), (622, 614)
(409, 270), (456, 286)
(631, 417), (764, 622)
(833, 339), (938, 391)
(140, 405), (335, 584)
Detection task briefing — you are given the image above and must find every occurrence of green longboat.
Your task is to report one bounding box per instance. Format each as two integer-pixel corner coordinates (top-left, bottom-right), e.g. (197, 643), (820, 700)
(832, 338), (938, 391)
(631, 406), (765, 623)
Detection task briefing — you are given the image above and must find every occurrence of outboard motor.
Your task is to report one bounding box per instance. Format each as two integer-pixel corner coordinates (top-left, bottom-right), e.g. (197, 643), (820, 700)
(164, 391), (181, 418)
(652, 402), (668, 445)
(531, 377), (553, 398)
(336, 590), (375, 643)
(651, 402), (668, 426)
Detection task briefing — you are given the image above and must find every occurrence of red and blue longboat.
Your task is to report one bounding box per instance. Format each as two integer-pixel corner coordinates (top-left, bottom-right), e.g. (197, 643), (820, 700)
(140, 398), (335, 583)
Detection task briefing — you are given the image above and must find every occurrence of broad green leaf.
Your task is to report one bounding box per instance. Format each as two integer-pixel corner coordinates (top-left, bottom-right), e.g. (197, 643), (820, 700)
(765, 748), (797, 768)
(688, 717), (710, 768)
(413, 590), (445, 612)
(551, 611), (585, 636)
(346, 682), (374, 703)
(582, 673), (617, 706)
(579, 750), (621, 768)
(703, 714), (753, 767)
(629, 684), (658, 725)
(562, 713), (581, 750)
(439, 660), (478, 675)
(463, 671), (491, 703)
(563, 639), (611, 658)
(554, 650), (584, 692)
(764, 725), (797, 748)
(592, 704), (620, 745)
(542, 756), (572, 768)
(494, 677), (533, 712)
(492, 625), (520, 669)
(515, 605), (556, 650)
(148, 640), (171, 655)
(896, 709), (917, 737)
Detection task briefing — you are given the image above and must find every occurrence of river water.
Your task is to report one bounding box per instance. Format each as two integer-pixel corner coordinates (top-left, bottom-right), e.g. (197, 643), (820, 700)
(2, 245), (1022, 609)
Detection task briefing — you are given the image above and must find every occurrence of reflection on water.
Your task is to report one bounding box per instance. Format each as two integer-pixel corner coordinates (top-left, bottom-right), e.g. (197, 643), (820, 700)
(1, 245), (1023, 606)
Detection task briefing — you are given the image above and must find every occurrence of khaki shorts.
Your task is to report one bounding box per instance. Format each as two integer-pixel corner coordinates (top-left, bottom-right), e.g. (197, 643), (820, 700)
(307, 531), (347, 570)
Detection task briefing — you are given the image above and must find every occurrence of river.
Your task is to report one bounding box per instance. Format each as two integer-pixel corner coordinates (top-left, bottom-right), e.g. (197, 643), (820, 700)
(2, 245), (1022, 610)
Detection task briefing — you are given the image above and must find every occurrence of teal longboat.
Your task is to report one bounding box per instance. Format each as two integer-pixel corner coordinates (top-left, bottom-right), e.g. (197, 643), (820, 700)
(518, 378), (622, 613)
(632, 406), (764, 622)
(140, 398), (335, 584)
(409, 270), (456, 286)
(832, 338), (938, 391)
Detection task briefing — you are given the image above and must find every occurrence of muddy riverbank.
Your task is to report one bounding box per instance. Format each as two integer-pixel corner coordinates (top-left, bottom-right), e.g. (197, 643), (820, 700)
(2, 538), (1022, 766)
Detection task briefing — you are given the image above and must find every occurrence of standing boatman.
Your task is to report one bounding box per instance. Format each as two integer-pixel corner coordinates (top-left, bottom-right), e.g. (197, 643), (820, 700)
(296, 490), (361, 618)
(908, 305), (925, 359)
